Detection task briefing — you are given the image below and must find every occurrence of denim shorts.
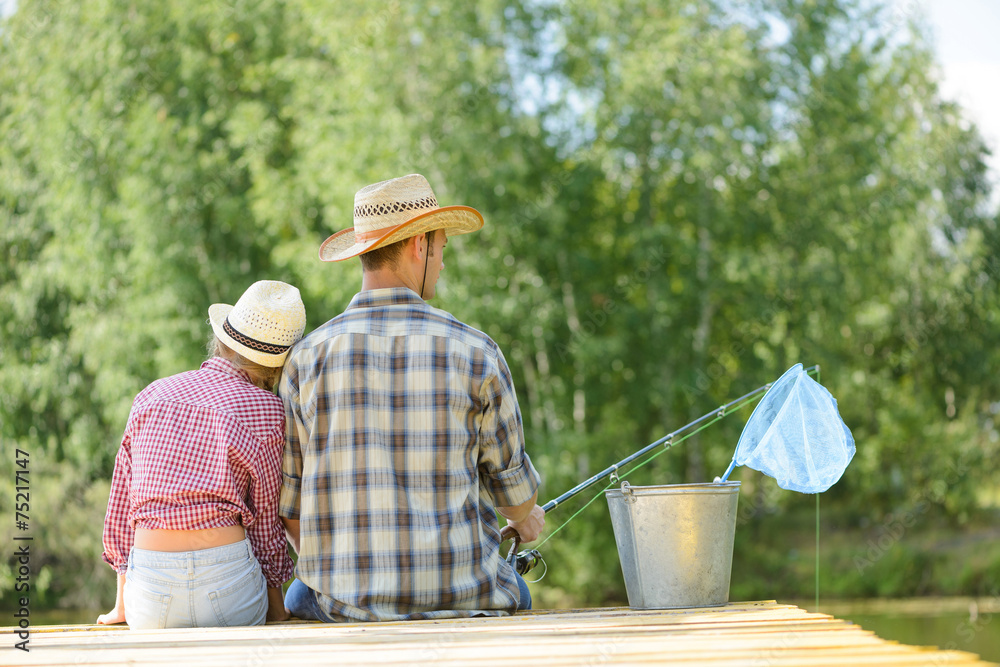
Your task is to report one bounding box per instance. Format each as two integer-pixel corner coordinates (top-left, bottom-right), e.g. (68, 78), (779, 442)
(124, 537), (267, 629)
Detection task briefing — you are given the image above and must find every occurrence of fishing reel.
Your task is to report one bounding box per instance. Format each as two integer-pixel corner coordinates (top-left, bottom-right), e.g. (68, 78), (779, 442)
(509, 548), (544, 576)
(501, 527), (547, 578)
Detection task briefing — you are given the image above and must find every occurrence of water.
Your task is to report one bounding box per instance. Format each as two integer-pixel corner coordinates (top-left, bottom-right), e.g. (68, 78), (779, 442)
(844, 611), (999, 663)
(799, 598), (1000, 663)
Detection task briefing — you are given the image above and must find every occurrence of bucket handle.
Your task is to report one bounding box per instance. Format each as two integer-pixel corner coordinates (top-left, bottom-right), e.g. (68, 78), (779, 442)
(620, 480), (636, 503)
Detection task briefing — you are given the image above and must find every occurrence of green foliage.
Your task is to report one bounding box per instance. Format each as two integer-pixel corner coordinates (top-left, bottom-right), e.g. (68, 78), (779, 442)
(1, 0), (999, 609)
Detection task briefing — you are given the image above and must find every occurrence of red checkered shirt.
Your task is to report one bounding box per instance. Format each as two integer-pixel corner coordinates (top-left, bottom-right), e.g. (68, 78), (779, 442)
(102, 357), (293, 588)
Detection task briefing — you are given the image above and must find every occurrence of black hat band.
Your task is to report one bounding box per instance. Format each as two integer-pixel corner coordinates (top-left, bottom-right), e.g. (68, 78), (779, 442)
(223, 317), (291, 356)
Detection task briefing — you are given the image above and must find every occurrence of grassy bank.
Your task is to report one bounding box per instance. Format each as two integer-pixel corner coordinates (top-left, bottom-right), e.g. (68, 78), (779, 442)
(730, 506), (1000, 602)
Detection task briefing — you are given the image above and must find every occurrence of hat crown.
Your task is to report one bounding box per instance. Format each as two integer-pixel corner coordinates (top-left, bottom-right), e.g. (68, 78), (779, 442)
(227, 280), (306, 348)
(209, 280), (306, 366)
(318, 173), (484, 262)
(353, 174), (440, 235)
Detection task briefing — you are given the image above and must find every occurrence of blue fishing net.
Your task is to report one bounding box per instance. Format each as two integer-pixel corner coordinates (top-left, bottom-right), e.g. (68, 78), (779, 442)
(721, 364), (855, 493)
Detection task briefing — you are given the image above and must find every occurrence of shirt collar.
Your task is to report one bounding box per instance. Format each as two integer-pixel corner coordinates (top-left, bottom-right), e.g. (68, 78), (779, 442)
(201, 356), (253, 384)
(346, 287), (428, 312)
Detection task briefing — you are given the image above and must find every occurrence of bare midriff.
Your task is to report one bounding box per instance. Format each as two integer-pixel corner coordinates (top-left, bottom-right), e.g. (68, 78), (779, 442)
(134, 525), (246, 552)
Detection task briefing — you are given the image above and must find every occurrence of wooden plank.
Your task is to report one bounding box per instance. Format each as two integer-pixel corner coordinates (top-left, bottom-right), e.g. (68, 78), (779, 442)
(11, 618), (870, 650)
(14, 625), (889, 651)
(7, 640), (993, 667)
(0, 602), (994, 667)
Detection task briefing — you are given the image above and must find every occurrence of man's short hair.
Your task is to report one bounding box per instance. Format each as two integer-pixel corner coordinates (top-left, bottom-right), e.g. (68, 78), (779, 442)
(359, 230), (436, 272)
(359, 239), (405, 271)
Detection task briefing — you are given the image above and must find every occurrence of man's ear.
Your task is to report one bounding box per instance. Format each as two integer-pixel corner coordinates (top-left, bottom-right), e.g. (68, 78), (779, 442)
(409, 233), (427, 259)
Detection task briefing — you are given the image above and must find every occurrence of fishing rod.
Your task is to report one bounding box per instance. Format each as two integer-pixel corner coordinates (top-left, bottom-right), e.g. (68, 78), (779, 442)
(505, 365), (820, 575)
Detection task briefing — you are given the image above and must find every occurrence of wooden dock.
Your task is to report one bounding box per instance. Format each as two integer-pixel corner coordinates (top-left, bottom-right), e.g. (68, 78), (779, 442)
(2, 601), (996, 666)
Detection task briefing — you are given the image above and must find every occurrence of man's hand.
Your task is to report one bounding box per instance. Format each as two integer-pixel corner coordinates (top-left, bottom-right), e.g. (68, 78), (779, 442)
(498, 491), (545, 544)
(504, 503), (545, 543)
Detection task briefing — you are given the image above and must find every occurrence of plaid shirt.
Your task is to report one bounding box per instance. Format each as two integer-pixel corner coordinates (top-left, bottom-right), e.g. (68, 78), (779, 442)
(102, 357), (294, 588)
(279, 288), (539, 621)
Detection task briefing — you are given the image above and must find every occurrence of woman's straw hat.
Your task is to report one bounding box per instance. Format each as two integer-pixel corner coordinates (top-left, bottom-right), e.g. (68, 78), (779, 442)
(319, 174), (484, 262)
(208, 281), (306, 367)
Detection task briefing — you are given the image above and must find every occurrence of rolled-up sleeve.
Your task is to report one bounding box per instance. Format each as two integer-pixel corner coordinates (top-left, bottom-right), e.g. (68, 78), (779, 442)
(278, 358), (303, 520)
(247, 425), (295, 588)
(477, 349), (540, 508)
(102, 431), (134, 575)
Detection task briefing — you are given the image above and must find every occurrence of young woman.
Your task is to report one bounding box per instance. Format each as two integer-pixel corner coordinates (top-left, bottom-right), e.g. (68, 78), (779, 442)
(97, 280), (305, 629)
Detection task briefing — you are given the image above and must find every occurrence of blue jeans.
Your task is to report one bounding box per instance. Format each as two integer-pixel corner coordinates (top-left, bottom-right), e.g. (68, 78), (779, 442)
(515, 571), (532, 610)
(124, 538), (267, 629)
(284, 571), (532, 621)
(283, 578), (336, 622)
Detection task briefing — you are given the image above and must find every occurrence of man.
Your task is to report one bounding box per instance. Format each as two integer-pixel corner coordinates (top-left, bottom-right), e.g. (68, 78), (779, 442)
(279, 174), (545, 622)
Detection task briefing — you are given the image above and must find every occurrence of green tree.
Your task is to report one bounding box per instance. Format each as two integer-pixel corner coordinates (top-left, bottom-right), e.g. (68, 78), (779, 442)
(1, 0), (998, 610)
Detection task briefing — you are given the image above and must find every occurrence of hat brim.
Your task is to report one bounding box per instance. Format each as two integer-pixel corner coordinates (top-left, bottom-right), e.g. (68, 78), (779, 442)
(318, 205), (483, 262)
(208, 303), (290, 368)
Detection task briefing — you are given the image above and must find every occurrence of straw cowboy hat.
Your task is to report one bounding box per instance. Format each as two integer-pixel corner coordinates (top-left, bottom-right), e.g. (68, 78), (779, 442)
(208, 280), (306, 367)
(319, 173), (484, 262)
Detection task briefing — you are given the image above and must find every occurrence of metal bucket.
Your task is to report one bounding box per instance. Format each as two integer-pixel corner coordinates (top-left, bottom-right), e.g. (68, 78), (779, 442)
(605, 481), (740, 609)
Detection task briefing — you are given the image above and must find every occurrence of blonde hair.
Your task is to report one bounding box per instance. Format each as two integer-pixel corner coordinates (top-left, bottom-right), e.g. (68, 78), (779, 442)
(207, 335), (283, 392)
